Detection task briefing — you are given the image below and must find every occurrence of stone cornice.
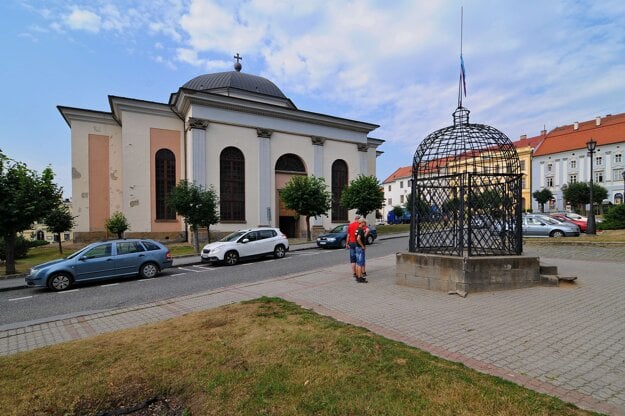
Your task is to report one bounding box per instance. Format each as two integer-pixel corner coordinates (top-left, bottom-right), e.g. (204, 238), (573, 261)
(172, 89), (379, 134)
(57, 106), (118, 127)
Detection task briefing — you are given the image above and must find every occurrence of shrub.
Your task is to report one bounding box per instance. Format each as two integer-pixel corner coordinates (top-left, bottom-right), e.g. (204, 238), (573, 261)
(28, 239), (51, 248)
(599, 204), (625, 230)
(0, 236), (30, 261)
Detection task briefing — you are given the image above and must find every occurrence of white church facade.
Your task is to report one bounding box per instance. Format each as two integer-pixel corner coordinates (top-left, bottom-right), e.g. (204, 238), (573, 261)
(58, 59), (383, 242)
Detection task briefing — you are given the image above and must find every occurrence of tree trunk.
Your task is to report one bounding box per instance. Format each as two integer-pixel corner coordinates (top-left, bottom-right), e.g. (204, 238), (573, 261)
(4, 232), (16, 275)
(193, 228), (200, 254)
(57, 233), (63, 255)
(305, 216), (311, 241)
(206, 225), (211, 243)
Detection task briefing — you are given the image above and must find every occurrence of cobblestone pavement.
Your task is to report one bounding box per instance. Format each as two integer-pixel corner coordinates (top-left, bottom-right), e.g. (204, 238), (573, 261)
(1, 243), (624, 415)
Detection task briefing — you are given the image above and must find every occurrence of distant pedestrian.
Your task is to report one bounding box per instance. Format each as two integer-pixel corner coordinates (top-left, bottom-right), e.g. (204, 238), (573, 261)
(347, 214), (361, 279)
(361, 221), (370, 277)
(355, 218), (367, 283)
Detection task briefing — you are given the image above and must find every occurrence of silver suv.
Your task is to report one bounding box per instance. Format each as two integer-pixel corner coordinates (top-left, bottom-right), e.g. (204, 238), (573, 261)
(201, 227), (289, 265)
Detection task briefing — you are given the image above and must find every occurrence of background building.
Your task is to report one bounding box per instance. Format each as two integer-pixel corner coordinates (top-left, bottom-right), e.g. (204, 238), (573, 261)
(532, 113), (625, 212)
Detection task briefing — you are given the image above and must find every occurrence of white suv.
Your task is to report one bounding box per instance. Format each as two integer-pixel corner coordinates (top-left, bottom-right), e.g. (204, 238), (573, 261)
(200, 227), (289, 266)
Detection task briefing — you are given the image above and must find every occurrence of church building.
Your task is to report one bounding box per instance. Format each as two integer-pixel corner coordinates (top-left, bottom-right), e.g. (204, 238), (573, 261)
(58, 56), (383, 242)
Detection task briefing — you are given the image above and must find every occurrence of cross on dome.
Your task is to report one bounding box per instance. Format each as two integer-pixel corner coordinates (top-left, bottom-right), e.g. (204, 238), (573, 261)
(234, 53), (242, 72)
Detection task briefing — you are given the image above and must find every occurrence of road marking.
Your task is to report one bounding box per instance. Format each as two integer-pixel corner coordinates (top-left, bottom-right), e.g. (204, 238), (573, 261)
(58, 289), (79, 294)
(168, 273), (186, 277)
(137, 279), (152, 282)
(9, 296), (33, 301)
(176, 267), (203, 273)
(100, 283), (119, 287)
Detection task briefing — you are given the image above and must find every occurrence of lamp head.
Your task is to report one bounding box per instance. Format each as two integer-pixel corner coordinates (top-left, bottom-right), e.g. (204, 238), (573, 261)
(586, 139), (597, 152)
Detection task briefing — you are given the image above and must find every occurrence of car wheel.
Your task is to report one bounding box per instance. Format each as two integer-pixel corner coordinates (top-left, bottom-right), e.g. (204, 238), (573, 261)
(366, 235), (374, 245)
(224, 251), (239, 266)
(274, 245), (286, 259)
(47, 273), (72, 291)
(140, 262), (159, 278)
(339, 239), (346, 249)
(550, 230), (565, 238)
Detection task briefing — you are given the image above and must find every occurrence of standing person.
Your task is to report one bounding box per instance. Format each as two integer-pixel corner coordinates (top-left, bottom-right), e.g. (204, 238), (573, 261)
(362, 221), (370, 277)
(355, 218), (368, 283)
(347, 214), (361, 279)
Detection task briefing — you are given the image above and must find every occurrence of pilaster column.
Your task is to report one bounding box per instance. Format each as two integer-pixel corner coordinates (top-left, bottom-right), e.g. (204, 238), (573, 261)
(186, 117), (209, 188)
(311, 136), (326, 226)
(358, 143), (369, 176)
(258, 128), (273, 226)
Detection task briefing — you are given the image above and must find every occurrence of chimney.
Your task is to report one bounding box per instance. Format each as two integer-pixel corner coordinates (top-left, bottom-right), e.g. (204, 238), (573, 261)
(574, 122), (579, 130)
(541, 129), (547, 136)
(520, 134), (527, 140)
(596, 116), (601, 126)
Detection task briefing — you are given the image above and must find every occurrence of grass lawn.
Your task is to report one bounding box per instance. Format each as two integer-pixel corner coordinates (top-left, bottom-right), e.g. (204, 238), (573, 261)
(0, 297), (596, 416)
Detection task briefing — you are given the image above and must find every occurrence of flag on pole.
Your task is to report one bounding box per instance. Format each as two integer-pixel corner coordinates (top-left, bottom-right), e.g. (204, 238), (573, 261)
(460, 55), (467, 97)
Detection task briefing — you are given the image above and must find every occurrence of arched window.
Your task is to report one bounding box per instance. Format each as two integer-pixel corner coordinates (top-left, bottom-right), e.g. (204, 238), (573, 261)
(155, 149), (176, 220)
(220, 147), (245, 221)
(331, 160), (348, 222)
(275, 153), (306, 173)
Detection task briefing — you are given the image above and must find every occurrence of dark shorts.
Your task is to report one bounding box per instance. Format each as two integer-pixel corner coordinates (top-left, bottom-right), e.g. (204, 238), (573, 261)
(355, 246), (365, 267)
(349, 243), (357, 263)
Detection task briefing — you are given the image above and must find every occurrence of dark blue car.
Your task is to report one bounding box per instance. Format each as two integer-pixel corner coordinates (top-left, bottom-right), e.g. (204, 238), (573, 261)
(26, 239), (173, 291)
(316, 224), (377, 249)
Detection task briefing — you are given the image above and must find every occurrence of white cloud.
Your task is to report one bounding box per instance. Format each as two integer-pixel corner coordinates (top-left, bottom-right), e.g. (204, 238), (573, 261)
(64, 8), (101, 33)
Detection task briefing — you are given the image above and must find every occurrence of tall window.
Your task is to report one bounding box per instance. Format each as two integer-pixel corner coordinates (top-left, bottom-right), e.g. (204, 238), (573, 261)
(569, 175), (577, 183)
(596, 156), (603, 166)
(220, 147), (245, 221)
(155, 149), (176, 220)
(546, 177), (553, 187)
(595, 171), (604, 183)
(331, 160), (348, 222)
(520, 160), (526, 171)
(615, 153), (622, 164)
(570, 159), (577, 169)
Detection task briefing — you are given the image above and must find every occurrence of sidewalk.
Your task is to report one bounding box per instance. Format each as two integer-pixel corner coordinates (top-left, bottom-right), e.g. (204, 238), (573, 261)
(2, 239), (624, 415)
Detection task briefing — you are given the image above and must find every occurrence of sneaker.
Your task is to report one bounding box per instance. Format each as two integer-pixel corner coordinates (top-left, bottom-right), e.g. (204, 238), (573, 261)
(363, 272), (367, 277)
(356, 277), (368, 283)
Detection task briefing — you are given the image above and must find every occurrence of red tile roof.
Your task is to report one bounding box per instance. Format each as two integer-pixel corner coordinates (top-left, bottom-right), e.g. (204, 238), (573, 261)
(512, 134), (545, 149)
(382, 166), (411, 184)
(533, 112), (625, 156)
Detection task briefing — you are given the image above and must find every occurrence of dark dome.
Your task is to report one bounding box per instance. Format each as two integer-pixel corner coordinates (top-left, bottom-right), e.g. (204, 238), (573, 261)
(182, 71), (288, 99)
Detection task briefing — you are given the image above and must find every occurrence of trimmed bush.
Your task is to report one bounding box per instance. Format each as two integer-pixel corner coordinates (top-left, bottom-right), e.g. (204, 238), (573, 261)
(599, 204), (625, 230)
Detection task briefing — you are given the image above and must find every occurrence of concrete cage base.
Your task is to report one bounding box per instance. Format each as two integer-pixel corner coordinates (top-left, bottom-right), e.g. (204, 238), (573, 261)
(396, 252), (542, 295)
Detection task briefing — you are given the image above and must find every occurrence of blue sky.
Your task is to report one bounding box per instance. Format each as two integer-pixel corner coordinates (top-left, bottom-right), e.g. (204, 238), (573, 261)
(2, 0), (625, 198)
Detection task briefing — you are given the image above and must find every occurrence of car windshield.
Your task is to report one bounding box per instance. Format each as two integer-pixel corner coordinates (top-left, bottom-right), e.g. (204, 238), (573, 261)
(330, 225), (346, 233)
(536, 216), (560, 225)
(65, 243), (98, 259)
(220, 231), (248, 242)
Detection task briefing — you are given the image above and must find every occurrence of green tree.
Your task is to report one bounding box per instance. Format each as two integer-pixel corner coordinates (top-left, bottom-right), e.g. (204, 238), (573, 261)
(105, 212), (130, 239)
(532, 188), (553, 213)
(561, 182), (608, 214)
(280, 175), (332, 241)
(45, 203), (75, 254)
(167, 180), (220, 254)
(0, 151), (62, 274)
(599, 204), (625, 230)
(340, 175), (384, 218)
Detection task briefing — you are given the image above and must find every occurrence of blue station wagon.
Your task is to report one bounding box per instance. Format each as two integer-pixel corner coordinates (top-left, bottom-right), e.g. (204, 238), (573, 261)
(26, 239), (173, 291)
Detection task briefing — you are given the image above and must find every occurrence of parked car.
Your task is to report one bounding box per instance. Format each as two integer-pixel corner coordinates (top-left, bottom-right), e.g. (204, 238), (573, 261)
(316, 224), (377, 248)
(522, 214), (580, 237)
(26, 239), (173, 291)
(550, 213), (587, 232)
(201, 227), (289, 265)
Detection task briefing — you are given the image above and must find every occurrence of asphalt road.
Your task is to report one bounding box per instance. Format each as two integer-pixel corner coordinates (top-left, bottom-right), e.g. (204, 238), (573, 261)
(0, 237), (409, 328)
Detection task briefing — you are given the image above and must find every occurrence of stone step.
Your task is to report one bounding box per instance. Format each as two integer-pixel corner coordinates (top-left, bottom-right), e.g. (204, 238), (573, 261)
(540, 264), (558, 275)
(541, 274), (578, 286)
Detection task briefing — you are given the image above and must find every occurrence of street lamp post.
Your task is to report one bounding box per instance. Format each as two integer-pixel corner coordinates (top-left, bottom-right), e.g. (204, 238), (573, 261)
(586, 139), (597, 235)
